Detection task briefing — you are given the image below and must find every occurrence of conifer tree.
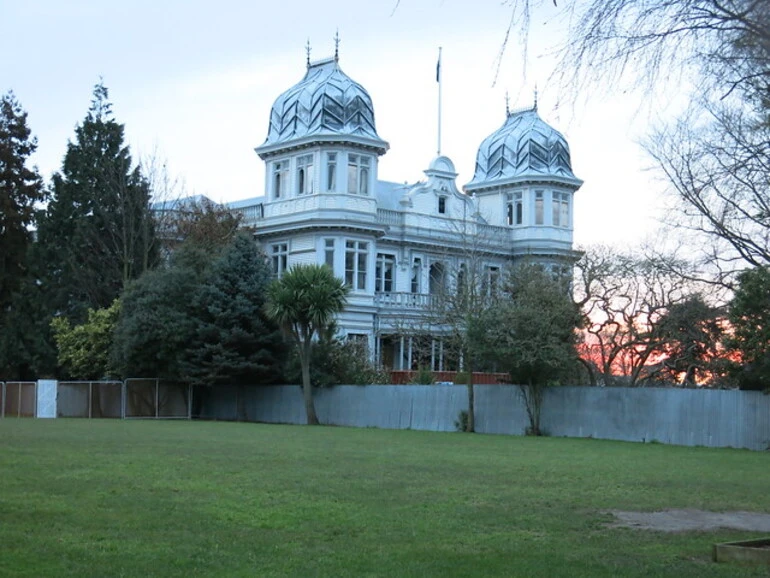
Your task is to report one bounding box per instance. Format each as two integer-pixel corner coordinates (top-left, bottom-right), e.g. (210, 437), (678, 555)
(181, 233), (285, 386)
(0, 91), (44, 315)
(0, 92), (50, 379)
(37, 81), (157, 323)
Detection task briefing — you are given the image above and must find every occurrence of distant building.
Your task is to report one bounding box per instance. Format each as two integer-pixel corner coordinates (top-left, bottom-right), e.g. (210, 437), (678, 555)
(229, 53), (582, 371)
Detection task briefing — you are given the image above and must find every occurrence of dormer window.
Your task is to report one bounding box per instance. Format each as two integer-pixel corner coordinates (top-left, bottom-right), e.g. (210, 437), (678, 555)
(438, 196), (447, 214)
(347, 154), (370, 195)
(273, 161), (288, 199)
(326, 153), (337, 191)
(297, 154), (314, 195)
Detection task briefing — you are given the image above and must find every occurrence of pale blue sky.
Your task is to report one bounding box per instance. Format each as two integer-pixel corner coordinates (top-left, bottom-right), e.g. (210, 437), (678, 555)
(2, 0), (664, 246)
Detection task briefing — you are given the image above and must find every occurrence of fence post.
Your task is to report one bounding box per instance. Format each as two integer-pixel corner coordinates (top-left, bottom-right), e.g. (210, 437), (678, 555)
(1, 381), (4, 418)
(121, 380), (126, 419)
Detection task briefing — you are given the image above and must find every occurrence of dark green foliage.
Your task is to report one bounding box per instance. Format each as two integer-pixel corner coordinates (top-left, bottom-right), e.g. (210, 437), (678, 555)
(284, 336), (388, 387)
(112, 247), (206, 379)
(0, 272), (57, 380)
(487, 265), (583, 435)
(0, 92), (50, 380)
(655, 295), (727, 386)
(113, 235), (285, 385)
(410, 365), (436, 385)
(181, 233), (285, 386)
(0, 91), (44, 317)
(727, 266), (770, 390)
(36, 82), (157, 323)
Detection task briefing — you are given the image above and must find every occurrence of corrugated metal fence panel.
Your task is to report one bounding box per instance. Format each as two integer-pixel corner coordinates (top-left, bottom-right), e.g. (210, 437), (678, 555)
(475, 385), (530, 435)
(539, 387), (770, 450)
(193, 384), (770, 450)
(251, 386), (307, 424)
(313, 385), (467, 431)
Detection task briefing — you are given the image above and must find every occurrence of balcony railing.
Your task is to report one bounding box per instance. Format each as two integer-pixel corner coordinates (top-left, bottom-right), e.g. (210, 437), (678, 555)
(374, 292), (440, 310)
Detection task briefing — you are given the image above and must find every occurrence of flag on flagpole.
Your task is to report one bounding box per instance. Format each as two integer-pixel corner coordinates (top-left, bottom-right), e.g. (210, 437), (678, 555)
(436, 47), (442, 82)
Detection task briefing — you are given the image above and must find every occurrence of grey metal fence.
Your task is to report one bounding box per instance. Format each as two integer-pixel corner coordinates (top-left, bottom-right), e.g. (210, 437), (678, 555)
(193, 384), (770, 451)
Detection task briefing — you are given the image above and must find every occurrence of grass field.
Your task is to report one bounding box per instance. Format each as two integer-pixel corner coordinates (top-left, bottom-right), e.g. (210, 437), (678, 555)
(0, 420), (768, 577)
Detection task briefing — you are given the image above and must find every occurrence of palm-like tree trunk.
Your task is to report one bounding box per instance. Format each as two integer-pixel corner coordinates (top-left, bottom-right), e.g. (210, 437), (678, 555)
(300, 338), (319, 425)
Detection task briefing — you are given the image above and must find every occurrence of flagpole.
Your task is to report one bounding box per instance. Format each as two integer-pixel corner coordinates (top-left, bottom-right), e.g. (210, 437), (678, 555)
(437, 46), (442, 157)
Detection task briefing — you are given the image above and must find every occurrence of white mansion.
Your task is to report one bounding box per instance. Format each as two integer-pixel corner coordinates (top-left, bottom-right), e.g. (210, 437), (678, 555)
(229, 54), (582, 371)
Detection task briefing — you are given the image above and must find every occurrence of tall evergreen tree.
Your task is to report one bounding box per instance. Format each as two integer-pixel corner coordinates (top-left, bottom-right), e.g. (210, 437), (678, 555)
(0, 92), (50, 379)
(0, 91), (44, 315)
(37, 81), (157, 323)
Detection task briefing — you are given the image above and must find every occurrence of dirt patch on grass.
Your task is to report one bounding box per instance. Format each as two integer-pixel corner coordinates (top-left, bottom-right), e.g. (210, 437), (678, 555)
(606, 509), (770, 533)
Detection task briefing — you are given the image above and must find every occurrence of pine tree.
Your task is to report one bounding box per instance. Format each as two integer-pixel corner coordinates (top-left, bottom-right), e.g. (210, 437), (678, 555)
(181, 233), (285, 386)
(37, 81), (157, 323)
(0, 91), (44, 315)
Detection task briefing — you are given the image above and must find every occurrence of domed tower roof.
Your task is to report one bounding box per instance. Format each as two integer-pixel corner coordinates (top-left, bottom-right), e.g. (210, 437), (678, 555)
(256, 56), (388, 157)
(466, 106), (579, 188)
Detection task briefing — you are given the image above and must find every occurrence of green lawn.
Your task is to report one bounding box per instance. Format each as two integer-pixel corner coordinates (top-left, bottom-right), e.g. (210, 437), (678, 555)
(0, 420), (768, 577)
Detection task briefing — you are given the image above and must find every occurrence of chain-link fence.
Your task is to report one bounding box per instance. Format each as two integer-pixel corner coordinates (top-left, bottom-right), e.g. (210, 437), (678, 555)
(0, 382), (37, 417)
(124, 379), (191, 419)
(48, 379), (192, 419)
(57, 381), (123, 418)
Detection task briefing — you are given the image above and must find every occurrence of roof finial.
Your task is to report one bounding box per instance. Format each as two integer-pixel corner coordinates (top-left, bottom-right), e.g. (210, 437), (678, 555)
(334, 29), (340, 62)
(505, 91), (510, 117)
(305, 38), (311, 69)
(533, 84), (538, 111)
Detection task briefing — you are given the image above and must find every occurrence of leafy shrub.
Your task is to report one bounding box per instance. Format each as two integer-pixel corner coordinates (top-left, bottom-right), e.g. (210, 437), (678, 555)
(455, 410), (469, 432)
(409, 365), (435, 385)
(453, 371), (470, 385)
(284, 337), (389, 387)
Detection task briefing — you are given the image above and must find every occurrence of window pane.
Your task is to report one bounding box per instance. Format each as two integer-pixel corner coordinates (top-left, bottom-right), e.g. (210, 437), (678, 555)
(347, 163), (357, 193)
(552, 194), (560, 226)
(360, 167), (369, 195)
(345, 250), (354, 285)
(306, 164), (314, 194)
(535, 192), (543, 225)
(561, 195), (569, 227)
(327, 160), (336, 191)
(298, 168), (305, 195)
